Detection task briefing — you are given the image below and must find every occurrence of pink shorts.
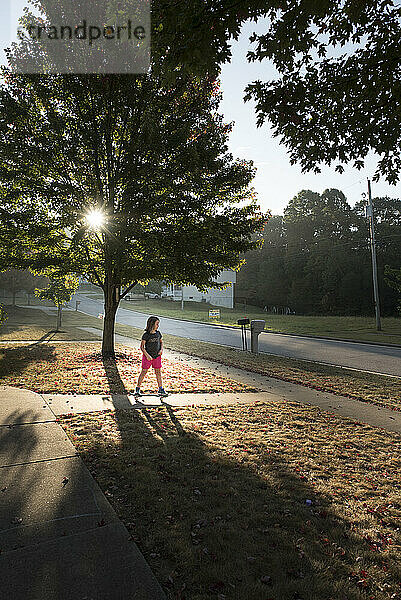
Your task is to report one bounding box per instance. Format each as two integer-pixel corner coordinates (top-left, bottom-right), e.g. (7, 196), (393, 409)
(142, 355), (162, 370)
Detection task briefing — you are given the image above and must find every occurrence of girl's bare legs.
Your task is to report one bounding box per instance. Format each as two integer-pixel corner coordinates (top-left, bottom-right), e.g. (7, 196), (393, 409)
(137, 368), (149, 388)
(154, 368), (163, 388)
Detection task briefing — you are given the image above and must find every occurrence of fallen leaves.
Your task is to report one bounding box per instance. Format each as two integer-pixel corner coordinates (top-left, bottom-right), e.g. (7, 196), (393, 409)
(58, 402), (401, 600)
(0, 343), (252, 394)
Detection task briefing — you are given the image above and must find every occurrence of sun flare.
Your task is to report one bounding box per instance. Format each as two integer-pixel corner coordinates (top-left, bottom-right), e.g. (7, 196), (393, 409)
(85, 209), (105, 229)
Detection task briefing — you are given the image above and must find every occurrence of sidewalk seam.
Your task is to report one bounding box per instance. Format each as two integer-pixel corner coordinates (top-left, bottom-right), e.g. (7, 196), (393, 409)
(0, 455), (78, 469)
(0, 419), (56, 427)
(0, 522), (122, 557)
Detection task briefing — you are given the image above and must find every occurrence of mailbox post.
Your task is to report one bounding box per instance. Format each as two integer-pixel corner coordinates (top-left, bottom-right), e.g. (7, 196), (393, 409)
(250, 320), (265, 354)
(237, 318), (250, 351)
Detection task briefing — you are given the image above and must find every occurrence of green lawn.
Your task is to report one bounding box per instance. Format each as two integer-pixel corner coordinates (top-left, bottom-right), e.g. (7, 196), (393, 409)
(118, 297), (401, 345)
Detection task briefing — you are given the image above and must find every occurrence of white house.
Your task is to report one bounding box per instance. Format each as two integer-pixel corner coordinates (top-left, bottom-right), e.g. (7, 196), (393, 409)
(162, 270), (236, 309)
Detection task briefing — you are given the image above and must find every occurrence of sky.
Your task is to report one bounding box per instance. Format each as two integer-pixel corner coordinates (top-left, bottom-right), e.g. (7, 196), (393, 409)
(1, 3), (399, 216)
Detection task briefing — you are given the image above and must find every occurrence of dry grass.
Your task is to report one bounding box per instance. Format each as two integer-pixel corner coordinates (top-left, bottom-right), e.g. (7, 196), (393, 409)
(140, 332), (401, 413)
(59, 402), (401, 600)
(0, 343), (253, 394)
(0, 305), (102, 341)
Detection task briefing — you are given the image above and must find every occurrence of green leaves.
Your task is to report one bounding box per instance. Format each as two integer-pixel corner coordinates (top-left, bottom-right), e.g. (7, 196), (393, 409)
(151, 0), (400, 183)
(244, 1), (401, 183)
(34, 274), (79, 308)
(0, 71), (261, 287)
(0, 304), (7, 325)
(0, 67), (266, 351)
(0, 196), (65, 272)
(237, 190), (401, 315)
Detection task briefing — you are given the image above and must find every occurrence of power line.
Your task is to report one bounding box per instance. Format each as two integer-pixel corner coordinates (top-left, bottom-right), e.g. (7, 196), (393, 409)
(259, 232), (401, 261)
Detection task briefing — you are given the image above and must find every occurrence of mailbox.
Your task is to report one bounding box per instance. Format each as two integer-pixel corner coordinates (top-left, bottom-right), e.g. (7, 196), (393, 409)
(250, 320), (265, 354)
(251, 320), (265, 334)
(237, 318), (250, 326)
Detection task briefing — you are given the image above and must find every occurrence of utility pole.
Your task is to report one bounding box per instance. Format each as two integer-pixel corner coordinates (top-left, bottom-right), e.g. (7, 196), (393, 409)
(366, 179), (382, 331)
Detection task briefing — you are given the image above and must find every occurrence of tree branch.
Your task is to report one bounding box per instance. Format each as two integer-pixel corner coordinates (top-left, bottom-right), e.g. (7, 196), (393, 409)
(121, 281), (138, 298)
(83, 244), (104, 290)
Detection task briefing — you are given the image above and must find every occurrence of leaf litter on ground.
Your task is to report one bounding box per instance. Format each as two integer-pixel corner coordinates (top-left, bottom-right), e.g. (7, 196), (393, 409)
(59, 401), (401, 600)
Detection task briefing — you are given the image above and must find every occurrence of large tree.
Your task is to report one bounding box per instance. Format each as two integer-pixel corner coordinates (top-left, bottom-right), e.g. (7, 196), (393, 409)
(153, 0), (401, 184)
(0, 72), (262, 354)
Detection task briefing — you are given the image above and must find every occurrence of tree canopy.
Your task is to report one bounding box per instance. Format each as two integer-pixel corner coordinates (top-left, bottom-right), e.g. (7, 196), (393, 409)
(385, 266), (401, 312)
(0, 196), (64, 272)
(153, 0), (401, 184)
(35, 274), (79, 330)
(0, 71), (263, 353)
(34, 274), (79, 308)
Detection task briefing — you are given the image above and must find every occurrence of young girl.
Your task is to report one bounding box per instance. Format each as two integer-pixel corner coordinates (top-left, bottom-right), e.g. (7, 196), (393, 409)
(135, 316), (168, 397)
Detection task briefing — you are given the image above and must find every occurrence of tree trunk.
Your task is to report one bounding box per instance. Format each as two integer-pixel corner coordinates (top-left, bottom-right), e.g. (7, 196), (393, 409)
(56, 305), (62, 331)
(102, 283), (119, 355)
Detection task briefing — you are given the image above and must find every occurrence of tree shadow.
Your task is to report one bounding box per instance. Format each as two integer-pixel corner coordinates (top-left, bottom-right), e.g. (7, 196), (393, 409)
(0, 407), (133, 599)
(0, 344), (57, 380)
(0, 410), (42, 556)
(77, 405), (399, 600)
(101, 352), (135, 409)
(100, 352), (174, 409)
(29, 331), (58, 345)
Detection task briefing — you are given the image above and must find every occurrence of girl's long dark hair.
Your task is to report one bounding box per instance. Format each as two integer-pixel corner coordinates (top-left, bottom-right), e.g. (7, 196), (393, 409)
(145, 316), (159, 333)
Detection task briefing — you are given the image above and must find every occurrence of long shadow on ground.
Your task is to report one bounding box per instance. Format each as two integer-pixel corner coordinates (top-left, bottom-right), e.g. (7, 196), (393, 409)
(101, 352), (135, 408)
(59, 356), (401, 600)
(101, 352), (164, 407)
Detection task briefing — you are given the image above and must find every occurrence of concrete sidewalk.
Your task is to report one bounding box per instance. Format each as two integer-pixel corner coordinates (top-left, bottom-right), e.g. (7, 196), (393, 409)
(42, 386), (401, 436)
(0, 386), (166, 600)
(40, 339), (401, 434)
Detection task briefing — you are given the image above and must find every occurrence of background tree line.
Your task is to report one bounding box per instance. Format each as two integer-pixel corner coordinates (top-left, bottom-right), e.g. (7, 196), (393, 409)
(236, 189), (401, 316)
(0, 270), (49, 306)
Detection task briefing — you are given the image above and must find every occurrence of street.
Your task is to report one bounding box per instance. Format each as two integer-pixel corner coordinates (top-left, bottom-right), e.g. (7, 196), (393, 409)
(73, 294), (401, 378)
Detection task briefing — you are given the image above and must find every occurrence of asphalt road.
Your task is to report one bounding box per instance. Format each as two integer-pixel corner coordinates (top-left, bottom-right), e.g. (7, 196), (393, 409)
(72, 294), (401, 378)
